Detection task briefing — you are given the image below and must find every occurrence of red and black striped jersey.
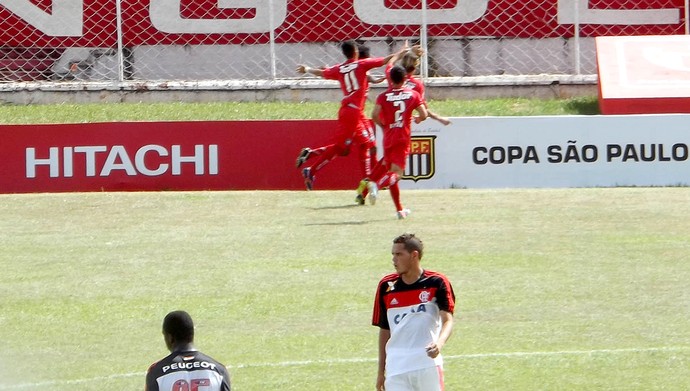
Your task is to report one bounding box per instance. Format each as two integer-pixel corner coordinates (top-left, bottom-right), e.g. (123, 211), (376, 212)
(372, 270), (455, 377)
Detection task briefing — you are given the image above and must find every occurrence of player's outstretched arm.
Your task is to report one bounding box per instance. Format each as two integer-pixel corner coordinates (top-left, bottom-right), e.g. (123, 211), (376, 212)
(368, 74), (386, 84)
(428, 109), (451, 126)
(296, 64), (324, 77)
(382, 40), (410, 65)
(413, 104), (429, 124)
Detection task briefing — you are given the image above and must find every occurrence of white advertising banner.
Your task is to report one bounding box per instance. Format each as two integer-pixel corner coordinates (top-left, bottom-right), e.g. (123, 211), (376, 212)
(401, 114), (690, 189)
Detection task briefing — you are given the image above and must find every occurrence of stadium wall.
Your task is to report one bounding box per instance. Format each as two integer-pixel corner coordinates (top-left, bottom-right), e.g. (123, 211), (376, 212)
(0, 75), (598, 105)
(1, 114), (689, 194)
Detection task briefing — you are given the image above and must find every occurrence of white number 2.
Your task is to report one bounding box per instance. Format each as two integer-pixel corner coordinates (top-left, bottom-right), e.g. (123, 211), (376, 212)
(394, 100), (406, 123)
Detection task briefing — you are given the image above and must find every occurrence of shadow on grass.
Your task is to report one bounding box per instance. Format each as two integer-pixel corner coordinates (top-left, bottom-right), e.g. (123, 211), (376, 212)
(306, 204), (371, 225)
(310, 204), (360, 210)
(565, 97), (600, 115)
(304, 221), (368, 226)
(305, 217), (396, 226)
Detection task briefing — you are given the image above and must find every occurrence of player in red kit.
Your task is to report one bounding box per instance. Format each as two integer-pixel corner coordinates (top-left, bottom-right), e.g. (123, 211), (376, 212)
(356, 45), (449, 206)
(295, 41), (405, 190)
(366, 65), (428, 219)
(388, 48), (451, 126)
(354, 44), (386, 182)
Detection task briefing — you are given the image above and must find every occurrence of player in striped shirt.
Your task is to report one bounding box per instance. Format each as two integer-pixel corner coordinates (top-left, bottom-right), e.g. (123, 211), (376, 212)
(372, 233), (456, 391)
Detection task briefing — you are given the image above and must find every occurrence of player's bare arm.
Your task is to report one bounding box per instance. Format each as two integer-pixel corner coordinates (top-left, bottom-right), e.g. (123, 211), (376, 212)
(428, 109), (451, 126)
(413, 104), (429, 124)
(426, 310), (454, 358)
(377, 328), (391, 391)
(385, 40), (410, 66)
(382, 41), (410, 66)
(368, 74), (386, 84)
(371, 103), (384, 128)
(296, 64), (324, 77)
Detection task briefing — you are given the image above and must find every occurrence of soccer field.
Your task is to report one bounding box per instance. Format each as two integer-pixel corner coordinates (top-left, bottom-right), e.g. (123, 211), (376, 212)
(1, 188), (689, 390)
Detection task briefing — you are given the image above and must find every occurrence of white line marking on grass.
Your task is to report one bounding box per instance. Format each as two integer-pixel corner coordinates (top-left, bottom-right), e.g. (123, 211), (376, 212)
(446, 346), (690, 360)
(1, 346), (688, 389)
(230, 346), (690, 368)
(0, 372), (143, 390)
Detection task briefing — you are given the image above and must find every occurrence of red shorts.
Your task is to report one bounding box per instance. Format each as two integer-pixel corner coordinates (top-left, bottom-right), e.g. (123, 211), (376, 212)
(333, 105), (364, 147)
(354, 114), (376, 149)
(383, 141), (410, 170)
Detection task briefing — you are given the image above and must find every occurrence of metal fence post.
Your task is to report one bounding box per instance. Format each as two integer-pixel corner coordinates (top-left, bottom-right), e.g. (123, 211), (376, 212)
(116, 0), (124, 82)
(269, 0), (277, 80)
(685, 0), (689, 34)
(420, 0), (429, 79)
(574, 0), (581, 75)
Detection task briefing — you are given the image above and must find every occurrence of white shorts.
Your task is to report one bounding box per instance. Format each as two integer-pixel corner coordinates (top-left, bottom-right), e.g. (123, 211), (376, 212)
(384, 366), (444, 391)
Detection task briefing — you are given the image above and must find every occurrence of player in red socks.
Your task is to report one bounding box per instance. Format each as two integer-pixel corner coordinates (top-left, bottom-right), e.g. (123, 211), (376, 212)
(356, 44), (450, 206)
(364, 65), (428, 219)
(295, 41), (406, 190)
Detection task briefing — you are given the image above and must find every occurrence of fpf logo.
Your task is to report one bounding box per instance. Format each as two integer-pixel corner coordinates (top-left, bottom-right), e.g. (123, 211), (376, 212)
(403, 136), (436, 182)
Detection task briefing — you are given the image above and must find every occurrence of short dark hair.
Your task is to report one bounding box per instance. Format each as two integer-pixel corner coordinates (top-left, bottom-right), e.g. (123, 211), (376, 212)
(358, 44), (371, 59)
(389, 65), (406, 85)
(393, 233), (424, 259)
(163, 310), (195, 343)
(342, 40), (358, 59)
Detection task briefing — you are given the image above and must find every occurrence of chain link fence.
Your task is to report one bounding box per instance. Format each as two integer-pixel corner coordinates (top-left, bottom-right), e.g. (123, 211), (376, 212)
(0, 0), (686, 84)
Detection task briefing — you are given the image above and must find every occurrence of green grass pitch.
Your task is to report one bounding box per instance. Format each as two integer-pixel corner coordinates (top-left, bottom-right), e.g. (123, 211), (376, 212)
(1, 188), (689, 390)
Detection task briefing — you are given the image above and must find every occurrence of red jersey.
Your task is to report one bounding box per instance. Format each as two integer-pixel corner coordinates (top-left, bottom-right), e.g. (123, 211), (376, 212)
(375, 87), (423, 150)
(403, 76), (426, 104)
(385, 63), (427, 105)
(322, 57), (386, 110)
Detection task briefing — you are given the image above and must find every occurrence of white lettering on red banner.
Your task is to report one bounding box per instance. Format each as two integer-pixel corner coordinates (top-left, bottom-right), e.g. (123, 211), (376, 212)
(557, 0), (679, 25)
(1, 120), (359, 193)
(0, 0), (82, 36)
(0, 0), (683, 46)
(26, 144), (219, 178)
(353, 0), (490, 25)
(149, 0), (287, 34)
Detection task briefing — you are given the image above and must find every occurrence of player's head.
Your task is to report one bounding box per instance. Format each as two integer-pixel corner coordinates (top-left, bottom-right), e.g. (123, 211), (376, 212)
(401, 51), (419, 74)
(341, 40), (358, 60)
(162, 310), (195, 350)
(389, 65), (407, 86)
(358, 44), (371, 59)
(393, 233), (424, 260)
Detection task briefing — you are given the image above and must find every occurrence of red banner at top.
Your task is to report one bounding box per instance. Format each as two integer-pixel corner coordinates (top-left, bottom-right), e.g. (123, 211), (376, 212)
(0, 0), (684, 47)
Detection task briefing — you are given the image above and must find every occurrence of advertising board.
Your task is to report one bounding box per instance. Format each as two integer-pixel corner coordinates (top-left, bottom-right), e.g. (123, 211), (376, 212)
(0, 0), (683, 46)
